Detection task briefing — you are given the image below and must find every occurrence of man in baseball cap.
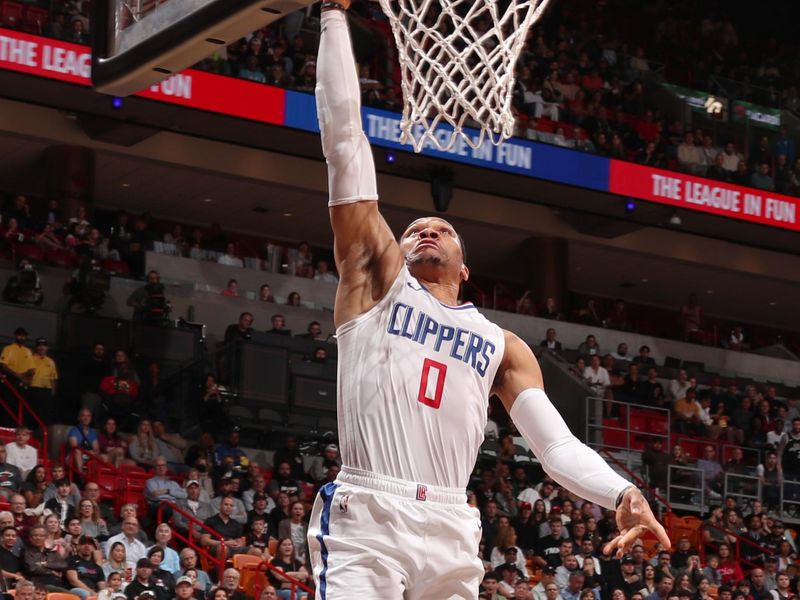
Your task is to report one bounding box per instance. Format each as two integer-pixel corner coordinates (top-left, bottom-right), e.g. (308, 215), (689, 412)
(173, 576), (194, 600)
(125, 559), (161, 600)
(66, 534), (104, 598)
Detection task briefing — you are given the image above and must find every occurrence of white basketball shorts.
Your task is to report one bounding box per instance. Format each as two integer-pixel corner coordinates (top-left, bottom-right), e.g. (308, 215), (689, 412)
(307, 466), (484, 599)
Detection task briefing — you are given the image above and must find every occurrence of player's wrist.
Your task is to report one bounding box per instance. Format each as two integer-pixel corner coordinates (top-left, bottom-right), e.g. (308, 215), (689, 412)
(615, 485), (638, 509)
(321, 1), (348, 11)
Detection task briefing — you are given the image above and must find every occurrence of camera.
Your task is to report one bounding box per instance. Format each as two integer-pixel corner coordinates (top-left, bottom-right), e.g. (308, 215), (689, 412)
(2, 260), (43, 305)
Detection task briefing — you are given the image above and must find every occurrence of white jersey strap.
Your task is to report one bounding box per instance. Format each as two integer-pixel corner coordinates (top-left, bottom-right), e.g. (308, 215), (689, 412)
(317, 10), (379, 206)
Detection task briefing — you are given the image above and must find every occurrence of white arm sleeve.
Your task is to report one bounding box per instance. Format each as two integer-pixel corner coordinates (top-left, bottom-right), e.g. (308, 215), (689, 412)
(509, 388), (633, 510)
(316, 10), (378, 206)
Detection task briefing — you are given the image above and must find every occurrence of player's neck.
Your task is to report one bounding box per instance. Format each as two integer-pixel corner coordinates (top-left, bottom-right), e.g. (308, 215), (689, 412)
(417, 277), (461, 306)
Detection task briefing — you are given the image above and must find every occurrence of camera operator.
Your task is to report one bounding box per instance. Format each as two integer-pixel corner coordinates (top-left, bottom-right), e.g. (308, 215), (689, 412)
(2, 260), (43, 306)
(127, 270), (170, 323)
(65, 257), (110, 314)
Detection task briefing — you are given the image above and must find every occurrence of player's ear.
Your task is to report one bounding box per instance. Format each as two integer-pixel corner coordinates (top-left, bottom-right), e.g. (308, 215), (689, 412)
(460, 263), (470, 283)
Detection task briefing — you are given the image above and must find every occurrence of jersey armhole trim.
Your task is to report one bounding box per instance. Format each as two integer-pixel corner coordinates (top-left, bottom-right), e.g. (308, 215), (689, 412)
(335, 264), (409, 337)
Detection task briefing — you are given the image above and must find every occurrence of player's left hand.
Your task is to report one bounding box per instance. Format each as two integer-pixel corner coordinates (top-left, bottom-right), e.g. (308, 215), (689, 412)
(603, 487), (671, 558)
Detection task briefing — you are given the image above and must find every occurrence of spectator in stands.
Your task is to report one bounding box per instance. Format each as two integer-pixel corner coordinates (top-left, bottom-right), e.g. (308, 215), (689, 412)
(10, 495), (35, 537)
(539, 328), (562, 353)
(266, 538), (308, 599)
(540, 297), (563, 321)
(307, 444), (341, 483)
(516, 291), (536, 316)
(577, 335), (600, 357)
(632, 346), (654, 367)
(706, 153), (729, 181)
(127, 271), (169, 323)
(28, 338), (58, 423)
(44, 479), (77, 530)
(677, 133), (703, 175)
(97, 417), (130, 469)
(77, 499), (109, 541)
(781, 417), (800, 481)
(106, 518), (147, 565)
(583, 355), (610, 399)
(674, 388), (704, 435)
(721, 143), (743, 173)
(201, 497), (259, 557)
(103, 542), (130, 586)
(208, 477), (247, 525)
(277, 501), (308, 564)
(215, 428), (247, 470)
(221, 280), (240, 297)
(757, 451), (782, 511)
(218, 568), (247, 600)
(286, 291), (302, 307)
(697, 445), (724, 497)
(238, 56), (266, 83)
(0, 524), (23, 585)
(21, 465), (48, 508)
(146, 546), (175, 598)
(667, 369), (691, 406)
(641, 438), (669, 491)
(178, 548), (211, 596)
(258, 285), (275, 302)
(22, 525), (69, 592)
(67, 408), (100, 474)
(66, 535), (105, 599)
(679, 293), (704, 343)
(297, 321), (325, 341)
(129, 419), (159, 469)
(730, 160), (750, 186)
(0, 447), (22, 501)
(314, 260), (338, 284)
(4, 427), (36, 479)
(144, 457), (187, 520)
(616, 364), (645, 404)
(267, 314), (290, 336)
(172, 479), (212, 539)
(751, 163), (775, 192)
(774, 154), (792, 194)
(273, 436), (305, 481)
(124, 559), (161, 600)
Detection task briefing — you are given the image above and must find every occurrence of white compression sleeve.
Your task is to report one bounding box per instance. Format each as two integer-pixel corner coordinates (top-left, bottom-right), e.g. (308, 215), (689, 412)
(316, 10), (379, 206)
(510, 388), (633, 510)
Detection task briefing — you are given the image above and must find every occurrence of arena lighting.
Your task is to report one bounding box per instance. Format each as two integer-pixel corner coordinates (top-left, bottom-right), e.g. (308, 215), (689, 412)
(624, 199), (636, 214)
(385, 151), (396, 165)
(111, 97), (123, 110)
(669, 211), (682, 226)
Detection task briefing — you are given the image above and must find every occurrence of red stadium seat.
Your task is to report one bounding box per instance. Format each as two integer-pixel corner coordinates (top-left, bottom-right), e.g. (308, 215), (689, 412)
(14, 242), (45, 263)
(45, 249), (78, 267)
(103, 259), (131, 275)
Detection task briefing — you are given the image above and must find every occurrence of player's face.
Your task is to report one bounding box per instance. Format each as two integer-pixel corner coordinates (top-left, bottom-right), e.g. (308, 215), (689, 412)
(399, 217), (468, 282)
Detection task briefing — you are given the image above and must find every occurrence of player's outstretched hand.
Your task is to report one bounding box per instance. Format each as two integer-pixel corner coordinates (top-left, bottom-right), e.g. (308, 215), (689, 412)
(603, 487), (671, 558)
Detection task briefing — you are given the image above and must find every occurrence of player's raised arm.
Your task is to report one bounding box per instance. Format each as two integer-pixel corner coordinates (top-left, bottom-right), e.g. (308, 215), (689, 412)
(316, 1), (403, 326)
(492, 331), (671, 555)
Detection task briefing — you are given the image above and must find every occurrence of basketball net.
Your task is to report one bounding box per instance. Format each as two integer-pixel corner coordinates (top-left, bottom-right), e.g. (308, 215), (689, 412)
(376, 0), (551, 153)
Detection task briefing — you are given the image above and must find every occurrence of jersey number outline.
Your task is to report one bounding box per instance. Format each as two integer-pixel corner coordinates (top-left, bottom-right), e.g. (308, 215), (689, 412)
(417, 358), (447, 409)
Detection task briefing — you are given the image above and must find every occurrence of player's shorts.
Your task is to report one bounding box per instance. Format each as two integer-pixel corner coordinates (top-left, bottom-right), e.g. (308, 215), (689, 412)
(307, 466), (484, 599)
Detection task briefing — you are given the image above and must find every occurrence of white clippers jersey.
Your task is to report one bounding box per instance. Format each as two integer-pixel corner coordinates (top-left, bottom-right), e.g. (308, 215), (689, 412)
(335, 265), (506, 489)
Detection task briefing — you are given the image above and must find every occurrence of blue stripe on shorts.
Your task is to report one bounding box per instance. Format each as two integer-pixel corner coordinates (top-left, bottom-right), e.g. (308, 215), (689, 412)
(317, 482), (338, 599)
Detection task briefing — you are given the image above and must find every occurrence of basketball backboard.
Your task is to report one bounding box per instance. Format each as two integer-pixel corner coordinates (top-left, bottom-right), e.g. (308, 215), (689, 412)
(91, 0), (315, 96)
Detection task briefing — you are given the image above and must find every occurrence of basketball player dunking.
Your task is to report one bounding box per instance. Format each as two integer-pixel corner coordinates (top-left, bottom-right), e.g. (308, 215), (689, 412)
(307, 2), (670, 597)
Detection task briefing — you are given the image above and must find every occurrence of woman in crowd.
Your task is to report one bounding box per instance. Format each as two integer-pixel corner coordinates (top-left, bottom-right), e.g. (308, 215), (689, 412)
(149, 523), (181, 575)
(43, 512), (69, 558)
(98, 416), (132, 467)
(78, 498), (109, 540)
(147, 546), (176, 597)
(21, 465), (49, 508)
(129, 419), (158, 468)
(103, 541), (135, 585)
(639, 564), (657, 596)
(267, 538), (309, 600)
(489, 526), (526, 573)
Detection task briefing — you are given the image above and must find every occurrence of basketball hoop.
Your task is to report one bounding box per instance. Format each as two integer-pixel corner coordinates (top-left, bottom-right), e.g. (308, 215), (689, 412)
(375, 0), (552, 153)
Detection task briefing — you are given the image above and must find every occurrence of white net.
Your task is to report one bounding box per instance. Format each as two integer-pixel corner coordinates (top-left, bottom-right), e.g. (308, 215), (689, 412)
(376, 0), (552, 153)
